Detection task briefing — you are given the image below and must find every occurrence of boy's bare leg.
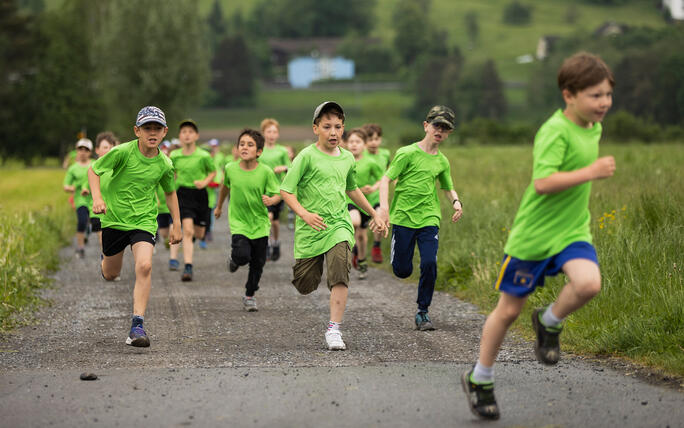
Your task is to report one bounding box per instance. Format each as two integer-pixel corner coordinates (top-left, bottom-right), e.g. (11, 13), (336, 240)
(101, 251), (125, 280)
(97, 231), (103, 248)
(170, 241), (180, 259)
(356, 228), (368, 260)
(159, 227), (169, 241)
(551, 259), (601, 319)
(272, 219), (280, 242)
(478, 292), (527, 366)
(181, 218), (195, 264)
(76, 232), (85, 248)
(329, 284), (348, 324)
(131, 241), (154, 316)
(193, 225), (205, 240)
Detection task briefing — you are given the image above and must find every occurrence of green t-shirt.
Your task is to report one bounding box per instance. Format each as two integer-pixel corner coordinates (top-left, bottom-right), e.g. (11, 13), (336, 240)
(504, 109), (601, 260)
(349, 153), (384, 212)
(63, 162), (92, 209)
(367, 148), (392, 171)
(260, 144), (291, 182)
(385, 143), (454, 229)
(207, 152), (227, 209)
(223, 162), (280, 239)
(156, 184), (170, 215)
(169, 147), (215, 189)
(92, 140), (175, 235)
(281, 144), (357, 259)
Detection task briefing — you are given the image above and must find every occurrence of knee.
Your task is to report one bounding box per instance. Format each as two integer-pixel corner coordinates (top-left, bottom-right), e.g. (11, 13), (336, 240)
(493, 303), (522, 325)
(420, 259), (437, 273)
(393, 264), (412, 279)
(136, 260), (152, 277)
(576, 277), (601, 299)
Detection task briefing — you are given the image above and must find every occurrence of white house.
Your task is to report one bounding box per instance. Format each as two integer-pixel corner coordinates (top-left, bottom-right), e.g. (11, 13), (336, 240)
(663, 0), (684, 20)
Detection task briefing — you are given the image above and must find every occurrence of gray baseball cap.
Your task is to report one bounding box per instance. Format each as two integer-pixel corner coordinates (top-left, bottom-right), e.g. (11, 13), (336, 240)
(136, 106), (167, 127)
(312, 101), (345, 124)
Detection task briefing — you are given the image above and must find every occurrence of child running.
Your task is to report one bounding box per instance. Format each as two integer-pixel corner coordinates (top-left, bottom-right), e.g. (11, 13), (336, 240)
(280, 101), (388, 350)
(461, 52), (616, 420)
(200, 138), (225, 248)
(90, 132), (119, 249)
(378, 106), (463, 331)
(89, 106), (181, 347)
(346, 128), (383, 280)
(363, 123), (392, 263)
(259, 118), (291, 262)
(168, 119), (216, 281)
(63, 138), (93, 258)
(215, 129), (281, 311)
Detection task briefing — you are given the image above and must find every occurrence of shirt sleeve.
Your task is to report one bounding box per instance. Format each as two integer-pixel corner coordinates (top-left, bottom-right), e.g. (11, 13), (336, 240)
(532, 126), (567, 180)
(63, 167), (75, 186)
(385, 149), (407, 180)
(203, 154), (216, 175)
(371, 159), (384, 182)
(223, 164), (231, 189)
(265, 168), (280, 196)
(437, 157), (454, 190)
(159, 165), (176, 193)
(92, 145), (123, 176)
(280, 150), (306, 194)
(345, 161), (357, 191)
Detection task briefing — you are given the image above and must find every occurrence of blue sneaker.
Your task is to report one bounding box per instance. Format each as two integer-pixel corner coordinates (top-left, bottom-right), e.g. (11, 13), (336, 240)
(182, 264), (193, 282)
(126, 326), (150, 347)
(199, 240), (208, 250)
(415, 311), (435, 331)
(169, 259), (180, 271)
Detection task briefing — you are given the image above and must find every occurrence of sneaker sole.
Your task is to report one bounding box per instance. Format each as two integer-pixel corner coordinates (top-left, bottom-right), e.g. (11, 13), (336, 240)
(531, 309), (560, 365)
(327, 344), (346, 351)
(181, 275), (192, 282)
(125, 336), (150, 347)
(460, 371), (500, 420)
(244, 306), (258, 312)
(416, 322), (436, 331)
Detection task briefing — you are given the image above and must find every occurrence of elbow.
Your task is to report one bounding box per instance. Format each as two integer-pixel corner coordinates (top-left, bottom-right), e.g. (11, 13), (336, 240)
(533, 181), (549, 195)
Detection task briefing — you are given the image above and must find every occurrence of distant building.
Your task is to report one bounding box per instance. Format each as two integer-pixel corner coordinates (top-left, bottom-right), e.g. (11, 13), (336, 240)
(663, 0), (684, 20)
(536, 36), (559, 60)
(593, 21), (629, 37)
(268, 38), (355, 87)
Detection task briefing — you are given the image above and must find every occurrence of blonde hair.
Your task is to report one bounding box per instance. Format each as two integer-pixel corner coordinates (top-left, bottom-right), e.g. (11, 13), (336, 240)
(260, 118), (280, 133)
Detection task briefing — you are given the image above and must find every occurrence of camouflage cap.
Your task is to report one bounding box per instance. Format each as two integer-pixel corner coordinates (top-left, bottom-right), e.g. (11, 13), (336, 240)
(312, 101), (345, 124)
(425, 105), (455, 130)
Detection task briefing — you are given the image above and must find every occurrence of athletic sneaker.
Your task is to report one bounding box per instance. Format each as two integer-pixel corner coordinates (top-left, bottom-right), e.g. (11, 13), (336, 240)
(199, 239), (208, 250)
(181, 265), (193, 282)
(169, 259), (180, 271)
(415, 311), (435, 331)
(271, 244), (281, 262)
(76, 248), (85, 259)
(228, 258), (239, 273)
(358, 259), (368, 280)
(242, 296), (258, 312)
(371, 245), (383, 264)
(461, 369), (500, 420)
(532, 307), (562, 365)
(126, 326), (150, 347)
(325, 329), (346, 351)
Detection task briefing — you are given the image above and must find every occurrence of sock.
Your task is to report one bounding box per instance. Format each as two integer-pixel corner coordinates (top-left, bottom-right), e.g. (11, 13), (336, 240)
(131, 315), (144, 328)
(273, 240), (280, 247)
(471, 360), (494, 384)
(327, 321), (340, 331)
(373, 241), (380, 247)
(541, 304), (563, 328)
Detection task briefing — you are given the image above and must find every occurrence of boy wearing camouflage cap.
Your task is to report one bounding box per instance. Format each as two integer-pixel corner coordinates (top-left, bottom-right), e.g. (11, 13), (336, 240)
(378, 105), (463, 331)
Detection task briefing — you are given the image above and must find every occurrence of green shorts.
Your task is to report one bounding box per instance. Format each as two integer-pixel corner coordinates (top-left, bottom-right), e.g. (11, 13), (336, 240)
(291, 242), (351, 294)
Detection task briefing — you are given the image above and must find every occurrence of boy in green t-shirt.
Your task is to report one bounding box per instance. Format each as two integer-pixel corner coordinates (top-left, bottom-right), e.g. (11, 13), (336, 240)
(259, 118), (291, 262)
(168, 119), (216, 281)
(215, 129), (281, 312)
(63, 138), (93, 259)
(199, 138), (226, 248)
(89, 106), (182, 347)
(346, 127), (383, 280)
(378, 106), (463, 331)
(280, 102), (389, 351)
(461, 53), (616, 420)
(363, 123), (392, 264)
(89, 131), (119, 249)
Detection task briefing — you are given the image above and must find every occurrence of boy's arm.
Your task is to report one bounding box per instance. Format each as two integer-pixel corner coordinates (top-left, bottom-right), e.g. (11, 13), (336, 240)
(443, 189), (463, 222)
(348, 188), (389, 237)
(88, 167), (106, 214)
(194, 170), (217, 189)
(262, 193), (282, 206)
(280, 190), (327, 231)
(534, 156), (615, 194)
(164, 191), (182, 244)
(214, 185), (230, 219)
(377, 175), (392, 224)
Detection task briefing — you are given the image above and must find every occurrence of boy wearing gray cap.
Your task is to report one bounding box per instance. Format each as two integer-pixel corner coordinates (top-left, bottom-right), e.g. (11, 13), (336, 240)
(63, 138), (93, 259)
(280, 101), (388, 350)
(89, 106), (182, 347)
(378, 105), (464, 331)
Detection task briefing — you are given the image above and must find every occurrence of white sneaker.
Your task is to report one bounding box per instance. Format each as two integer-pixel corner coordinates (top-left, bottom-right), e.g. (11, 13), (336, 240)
(325, 329), (346, 350)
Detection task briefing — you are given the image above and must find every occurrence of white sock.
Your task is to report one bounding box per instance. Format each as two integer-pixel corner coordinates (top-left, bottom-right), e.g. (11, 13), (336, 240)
(541, 304), (563, 327)
(327, 321), (340, 331)
(471, 360), (494, 383)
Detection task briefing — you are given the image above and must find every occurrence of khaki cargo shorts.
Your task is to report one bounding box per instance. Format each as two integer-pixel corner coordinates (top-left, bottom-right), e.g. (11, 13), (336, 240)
(291, 242), (351, 295)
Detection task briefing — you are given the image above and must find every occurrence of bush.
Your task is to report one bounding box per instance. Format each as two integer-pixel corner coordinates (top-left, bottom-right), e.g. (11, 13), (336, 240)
(458, 118), (535, 144)
(502, 1), (532, 25)
(602, 110), (663, 142)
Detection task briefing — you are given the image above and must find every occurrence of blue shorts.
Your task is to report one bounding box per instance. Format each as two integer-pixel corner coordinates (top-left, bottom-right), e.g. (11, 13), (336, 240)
(494, 241), (598, 297)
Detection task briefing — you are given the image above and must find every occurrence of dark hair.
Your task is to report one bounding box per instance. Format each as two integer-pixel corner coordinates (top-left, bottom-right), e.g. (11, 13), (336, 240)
(348, 127), (368, 142)
(95, 131), (119, 148)
(558, 52), (615, 94)
(363, 123), (382, 137)
(314, 105), (345, 125)
(237, 128), (265, 153)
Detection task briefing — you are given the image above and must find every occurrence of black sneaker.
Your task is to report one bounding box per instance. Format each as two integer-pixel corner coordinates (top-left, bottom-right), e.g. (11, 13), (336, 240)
(532, 307), (563, 365)
(271, 244), (281, 262)
(461, 369), (500, 420)
(181, 265), (193, 282)
(228, 258), (238, 273)
(415, 311), (435, 331)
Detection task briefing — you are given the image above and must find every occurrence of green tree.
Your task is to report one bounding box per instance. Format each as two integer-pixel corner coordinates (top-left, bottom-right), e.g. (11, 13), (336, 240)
(502, 1), (532, 25)
(458, 60), (507, 121)
(464, 11), (479, 47)
(206, 0), (226, 52)
(392, 0), (431, 67)
(209, 34), (256, 107)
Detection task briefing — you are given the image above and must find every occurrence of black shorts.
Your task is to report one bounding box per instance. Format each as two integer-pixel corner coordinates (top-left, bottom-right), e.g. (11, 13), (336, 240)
(90, 216), (102, 232)
(76, 206), (89, 232)
(102, 228), (155, 257)
(267, 200), (285, 221)
(177, 186), (209, 227)
(347, 204), (370, 229)
(157, 213), (172, 229)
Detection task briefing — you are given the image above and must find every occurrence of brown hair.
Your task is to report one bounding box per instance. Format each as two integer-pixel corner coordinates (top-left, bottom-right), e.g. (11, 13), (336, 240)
(363, 123), (382, 137)
(348, 128), (368, 142)
(237, 128), (265, 153)
(314, 105), (345, 125)
(95, 131), (119, 148)
(260, 118), (280, 133)
(558, 52), (615, 94)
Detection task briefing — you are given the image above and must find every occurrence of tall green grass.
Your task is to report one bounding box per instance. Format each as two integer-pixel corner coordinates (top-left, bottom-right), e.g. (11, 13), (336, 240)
(425, 143), (684, 375)
(0, 167), (72, 331)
